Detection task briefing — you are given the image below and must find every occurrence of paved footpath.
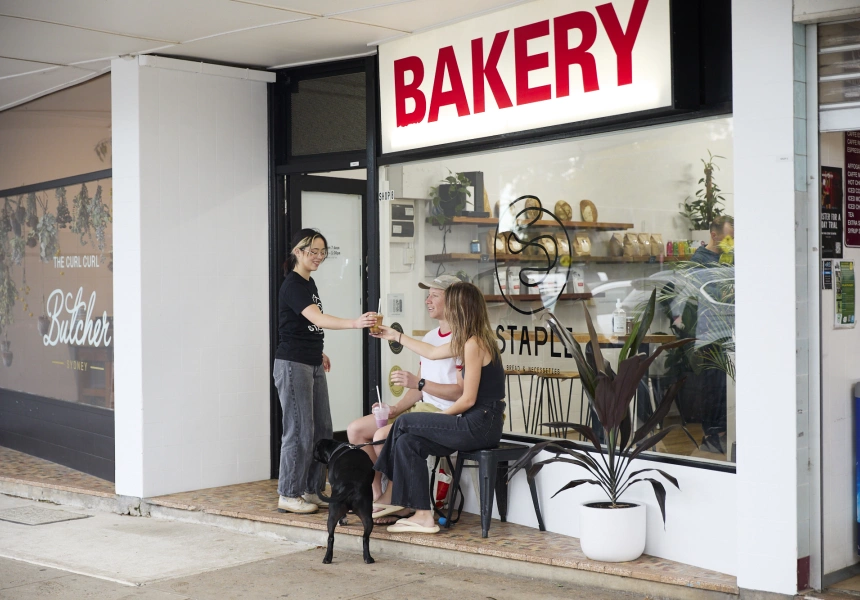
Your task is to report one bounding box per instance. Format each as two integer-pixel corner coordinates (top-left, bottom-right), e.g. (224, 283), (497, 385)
(0, 493), (645, 600)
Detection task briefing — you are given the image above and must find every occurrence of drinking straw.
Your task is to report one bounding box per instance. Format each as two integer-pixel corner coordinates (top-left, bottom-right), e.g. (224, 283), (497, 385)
(377, 299), (382, 314)
(376, 386), (382, 405)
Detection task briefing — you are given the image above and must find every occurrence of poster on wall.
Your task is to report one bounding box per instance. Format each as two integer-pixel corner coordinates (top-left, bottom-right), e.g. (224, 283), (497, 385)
(821, 166), (844, 259)
(846, 131), (860, 248)
(835, 260), (855, 329)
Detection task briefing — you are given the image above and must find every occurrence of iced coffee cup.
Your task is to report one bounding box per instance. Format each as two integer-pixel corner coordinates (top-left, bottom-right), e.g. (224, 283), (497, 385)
(370, 313), (384, 334)
(372, 403), (391, 428)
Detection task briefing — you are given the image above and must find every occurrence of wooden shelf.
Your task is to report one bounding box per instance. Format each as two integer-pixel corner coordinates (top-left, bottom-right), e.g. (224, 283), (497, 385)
(426, 253), (692, 264)
(484, 293), (592, 302)
(413, 329), (676, 345)
(427, 215), (633, 231)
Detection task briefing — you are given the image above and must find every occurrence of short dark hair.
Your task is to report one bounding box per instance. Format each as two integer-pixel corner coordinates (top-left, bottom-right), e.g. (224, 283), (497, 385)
(709, 215), (734, 233)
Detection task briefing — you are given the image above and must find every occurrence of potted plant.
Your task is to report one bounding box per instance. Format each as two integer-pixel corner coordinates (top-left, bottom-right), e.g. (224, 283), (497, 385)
(508, 289), (695, 562)
(680, 151), (726, 244)
(428, 170), (471, 225)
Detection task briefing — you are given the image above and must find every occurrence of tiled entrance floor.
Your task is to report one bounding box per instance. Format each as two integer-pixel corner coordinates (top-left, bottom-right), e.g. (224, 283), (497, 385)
(0, 446), (114, 497)
(0, 447), (738, 595)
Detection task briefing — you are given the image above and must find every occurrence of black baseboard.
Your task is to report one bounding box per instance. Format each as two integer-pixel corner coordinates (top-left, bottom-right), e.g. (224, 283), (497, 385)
(0, 389), (114, 482)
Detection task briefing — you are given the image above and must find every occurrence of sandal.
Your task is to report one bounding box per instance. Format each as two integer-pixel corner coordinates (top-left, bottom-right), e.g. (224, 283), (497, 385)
(371, 503), (404, 518)
(387, 518), (440, 534)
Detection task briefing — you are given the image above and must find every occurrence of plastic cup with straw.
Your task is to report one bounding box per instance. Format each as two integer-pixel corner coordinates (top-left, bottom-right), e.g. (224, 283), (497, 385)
(372, 299), (383, 333)
(372, 385), (389, 427)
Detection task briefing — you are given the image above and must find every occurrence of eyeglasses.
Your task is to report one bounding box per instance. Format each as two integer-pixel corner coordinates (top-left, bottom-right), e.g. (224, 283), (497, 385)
(303, 248), (328, 259)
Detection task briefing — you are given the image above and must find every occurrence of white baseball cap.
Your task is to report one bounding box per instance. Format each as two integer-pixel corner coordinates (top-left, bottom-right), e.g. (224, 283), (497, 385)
(418, 275), (462, 290)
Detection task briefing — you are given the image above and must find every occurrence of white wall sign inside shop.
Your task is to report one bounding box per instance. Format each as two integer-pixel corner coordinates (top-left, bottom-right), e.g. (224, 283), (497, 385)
(42, 287), (112, 348)
(378, 0), (671, 153)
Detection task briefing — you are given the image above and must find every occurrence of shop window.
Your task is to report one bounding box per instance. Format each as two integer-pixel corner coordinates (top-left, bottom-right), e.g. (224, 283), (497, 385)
(379, 117), (736, 464)
(290, 71), (366, 157)
(819, 21), (860, 106)
(0, 76), (113, 409)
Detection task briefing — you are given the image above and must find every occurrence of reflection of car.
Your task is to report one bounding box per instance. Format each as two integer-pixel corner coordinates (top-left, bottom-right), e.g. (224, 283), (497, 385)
(590, 263), (735, 350)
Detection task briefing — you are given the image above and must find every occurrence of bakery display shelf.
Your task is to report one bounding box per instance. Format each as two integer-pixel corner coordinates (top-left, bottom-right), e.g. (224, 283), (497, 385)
(425, 253), (693, 264)
(426, 216), (633, 231)
(483, 293), (593, 302)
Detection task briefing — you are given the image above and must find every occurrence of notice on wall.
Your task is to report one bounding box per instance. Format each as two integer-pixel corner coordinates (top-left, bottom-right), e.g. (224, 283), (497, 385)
(835, 260), (856, 328)
(847, 131), (860, 248)
(822, 166), (844, 259)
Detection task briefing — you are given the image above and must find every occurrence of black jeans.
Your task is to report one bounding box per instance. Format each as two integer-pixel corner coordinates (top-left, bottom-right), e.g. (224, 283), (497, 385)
(374, 400), (505, 510)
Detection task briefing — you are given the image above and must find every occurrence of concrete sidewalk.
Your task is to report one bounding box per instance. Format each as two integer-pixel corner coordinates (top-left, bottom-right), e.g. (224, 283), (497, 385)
(0, 493), (644, 600)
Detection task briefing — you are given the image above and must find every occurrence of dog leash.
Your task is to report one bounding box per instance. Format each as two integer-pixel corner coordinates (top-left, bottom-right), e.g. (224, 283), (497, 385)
(325, 439), (386, 467)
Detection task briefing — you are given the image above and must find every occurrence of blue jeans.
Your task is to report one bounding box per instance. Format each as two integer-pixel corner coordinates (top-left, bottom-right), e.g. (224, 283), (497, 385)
(374, 400), (505, 510)
(273, 359), (332, 498)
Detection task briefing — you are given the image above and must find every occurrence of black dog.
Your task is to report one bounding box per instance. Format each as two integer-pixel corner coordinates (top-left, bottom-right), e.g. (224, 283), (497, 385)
(313, 439), (376, 564)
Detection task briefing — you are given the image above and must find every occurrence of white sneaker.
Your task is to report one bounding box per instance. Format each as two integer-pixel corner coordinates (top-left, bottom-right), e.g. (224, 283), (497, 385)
(278, 496), (318, 514)
(302, 493), (329, 508)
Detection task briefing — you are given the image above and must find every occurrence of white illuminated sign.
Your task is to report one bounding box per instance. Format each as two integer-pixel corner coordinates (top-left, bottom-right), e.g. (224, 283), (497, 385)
(378, 0), (672, 154)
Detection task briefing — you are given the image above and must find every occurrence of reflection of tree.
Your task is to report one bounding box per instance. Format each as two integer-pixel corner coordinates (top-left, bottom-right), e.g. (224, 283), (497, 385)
(653, 261), (735, 381)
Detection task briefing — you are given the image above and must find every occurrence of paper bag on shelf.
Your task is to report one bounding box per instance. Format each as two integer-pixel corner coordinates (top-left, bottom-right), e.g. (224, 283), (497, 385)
(610, 232), (625, 257)
(650, 233), (664, 256)
(623, 233), (641, 257)
(573, 233), (591, 256)
(637, 233), (651, 257)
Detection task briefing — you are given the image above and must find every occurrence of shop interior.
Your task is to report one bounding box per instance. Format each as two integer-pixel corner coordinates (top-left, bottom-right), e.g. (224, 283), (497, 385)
(379, 116), (736, 465)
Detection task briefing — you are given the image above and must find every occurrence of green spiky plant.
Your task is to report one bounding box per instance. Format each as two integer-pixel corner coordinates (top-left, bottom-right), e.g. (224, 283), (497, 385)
(508, 289), (696, 525)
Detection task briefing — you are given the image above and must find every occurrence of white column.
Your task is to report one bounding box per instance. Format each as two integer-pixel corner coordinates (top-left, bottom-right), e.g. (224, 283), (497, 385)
(732, 0), (799, 594)
(112, 56), (274, 498)
(112, 57), (145, 497)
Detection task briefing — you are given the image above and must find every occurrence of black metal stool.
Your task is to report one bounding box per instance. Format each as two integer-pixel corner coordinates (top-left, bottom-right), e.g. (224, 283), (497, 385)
(444, 441), (546, 538)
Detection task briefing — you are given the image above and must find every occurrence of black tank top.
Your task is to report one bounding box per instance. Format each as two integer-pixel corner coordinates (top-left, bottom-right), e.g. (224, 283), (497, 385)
(463, 358), (505, 407)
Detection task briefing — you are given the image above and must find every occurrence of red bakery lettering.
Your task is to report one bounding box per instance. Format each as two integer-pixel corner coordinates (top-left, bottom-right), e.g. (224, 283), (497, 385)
(472, 31), (513, 113)
(428, 46), (471, 122)
(596, 0), (650, 86)
(554, 11), (600, 95)
(514, 20), (552, 105)
(394, 56), (426, 127)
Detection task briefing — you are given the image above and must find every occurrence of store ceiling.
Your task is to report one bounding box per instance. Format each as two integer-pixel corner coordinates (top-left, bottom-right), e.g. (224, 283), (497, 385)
(0, 0), (533, 111)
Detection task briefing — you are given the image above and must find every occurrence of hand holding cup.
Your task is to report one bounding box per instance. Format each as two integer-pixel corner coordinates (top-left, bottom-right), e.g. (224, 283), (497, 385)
(354, 312), (378, 329)
(369, 324), (397, 341)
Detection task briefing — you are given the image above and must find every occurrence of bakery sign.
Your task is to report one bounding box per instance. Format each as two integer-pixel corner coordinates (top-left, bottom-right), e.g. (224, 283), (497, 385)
(378, 0), (671, 153)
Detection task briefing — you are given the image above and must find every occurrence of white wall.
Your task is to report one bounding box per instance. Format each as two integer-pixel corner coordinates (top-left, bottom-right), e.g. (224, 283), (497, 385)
(733, 0), (799, 595)
(820, 131), (860, 576)
(112, 56), (273, 498)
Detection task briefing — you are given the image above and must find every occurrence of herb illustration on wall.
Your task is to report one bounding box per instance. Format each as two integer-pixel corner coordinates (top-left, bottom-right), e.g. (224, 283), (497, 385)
(0, 181), (112, 351)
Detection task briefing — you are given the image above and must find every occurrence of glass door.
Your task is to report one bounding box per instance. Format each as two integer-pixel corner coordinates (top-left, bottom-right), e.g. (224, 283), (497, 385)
(288, 175), (366, 430)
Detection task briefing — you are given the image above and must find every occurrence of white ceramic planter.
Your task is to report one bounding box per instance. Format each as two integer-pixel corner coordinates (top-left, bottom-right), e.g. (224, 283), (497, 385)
(579, 502), (646, 562)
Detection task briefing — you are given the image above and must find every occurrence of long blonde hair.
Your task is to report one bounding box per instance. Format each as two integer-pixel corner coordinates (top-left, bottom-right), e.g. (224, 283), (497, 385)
(444, 282), (501, 364)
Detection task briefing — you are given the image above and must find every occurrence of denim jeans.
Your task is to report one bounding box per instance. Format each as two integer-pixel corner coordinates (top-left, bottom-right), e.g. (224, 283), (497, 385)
(374, 400), (505, 510)
(273, 359), (332, 498)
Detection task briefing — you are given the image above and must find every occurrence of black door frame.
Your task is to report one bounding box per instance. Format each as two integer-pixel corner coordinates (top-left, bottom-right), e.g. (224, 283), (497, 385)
(268, 56), (380, 478)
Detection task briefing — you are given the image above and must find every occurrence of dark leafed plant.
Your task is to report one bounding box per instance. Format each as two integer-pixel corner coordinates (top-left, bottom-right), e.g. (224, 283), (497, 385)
(507, 289), (696, 525)
(428, 170), (471, 226)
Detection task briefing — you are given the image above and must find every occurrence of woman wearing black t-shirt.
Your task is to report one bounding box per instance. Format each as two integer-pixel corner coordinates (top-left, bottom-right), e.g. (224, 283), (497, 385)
(275, 228), (376, 514)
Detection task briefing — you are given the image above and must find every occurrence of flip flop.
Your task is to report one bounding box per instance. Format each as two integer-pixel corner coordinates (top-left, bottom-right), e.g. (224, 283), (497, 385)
(386, 519), (440, 534)
(371, 503), (405, 518)
(372, 515), (400, 525)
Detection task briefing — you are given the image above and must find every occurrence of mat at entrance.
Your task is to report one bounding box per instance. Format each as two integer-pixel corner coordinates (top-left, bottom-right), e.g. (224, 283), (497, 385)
(148, 478), (739, 595)
(0, 505), (89, 526)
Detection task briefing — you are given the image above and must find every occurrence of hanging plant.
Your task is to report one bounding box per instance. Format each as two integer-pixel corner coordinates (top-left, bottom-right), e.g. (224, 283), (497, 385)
(89, 184), (111, 253)
(26, 193), (39, 229)
(55, 187), (73, 229)
(0, 200), (10, 238)
(0, 264), (17, 329)
(36, 213), (59, 262)
(71, 182), (92, 245)
(10, 236), (24, 265)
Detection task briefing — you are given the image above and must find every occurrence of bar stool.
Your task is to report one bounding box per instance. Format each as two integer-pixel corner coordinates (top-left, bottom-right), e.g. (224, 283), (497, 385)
(444, 441), (546, 538)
